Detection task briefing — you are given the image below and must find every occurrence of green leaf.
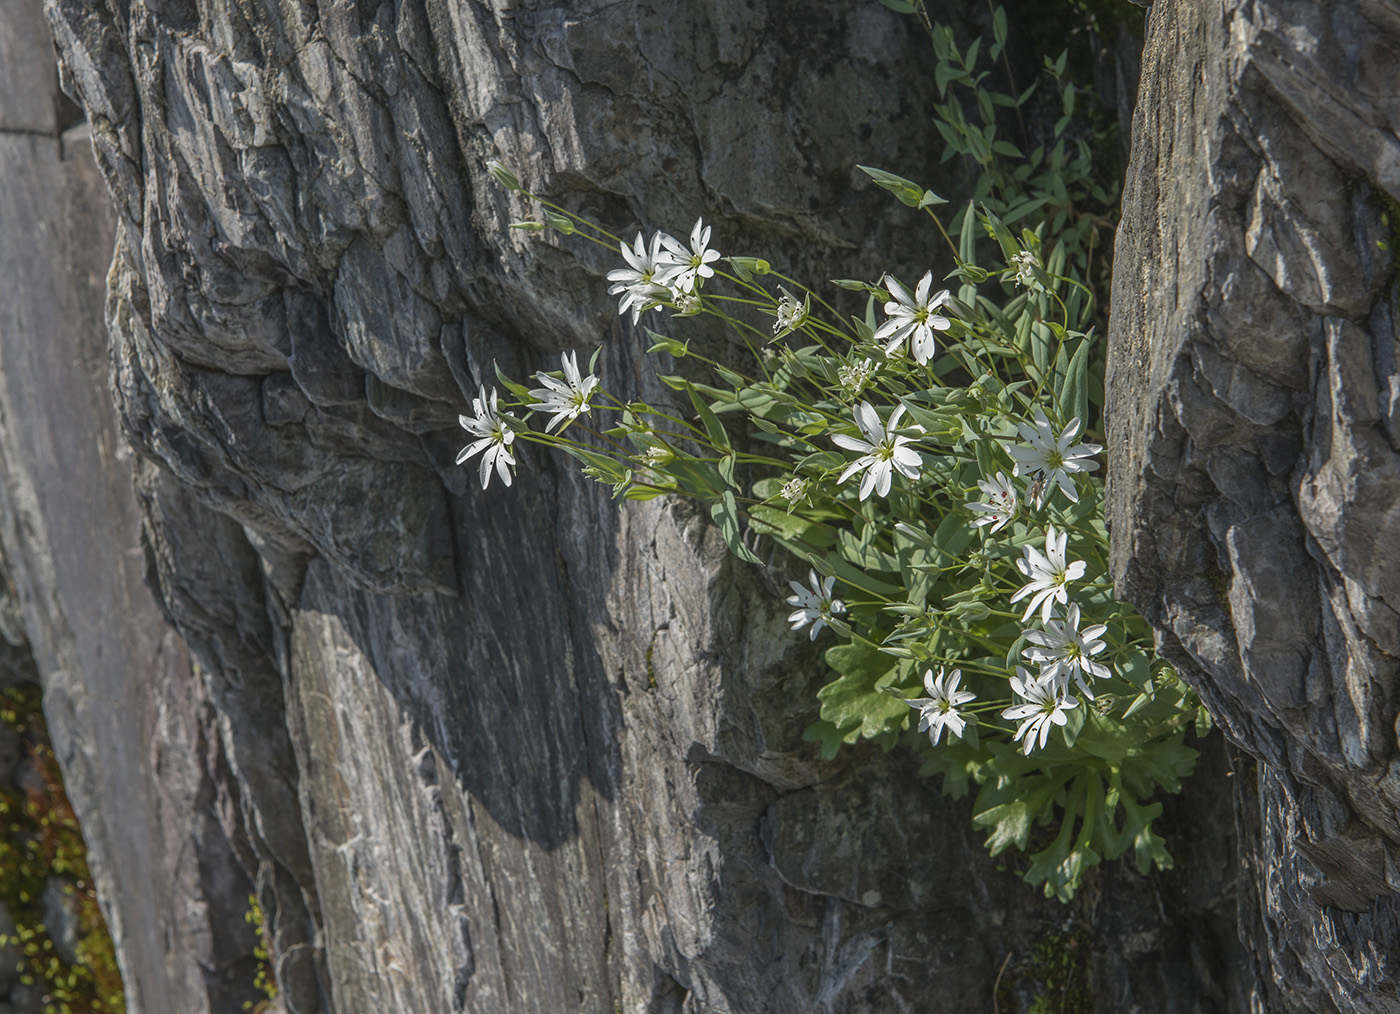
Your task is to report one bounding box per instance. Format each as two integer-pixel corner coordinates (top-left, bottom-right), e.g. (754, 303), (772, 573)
(805, 550), (905, 598)
(817, 642), (910, 738)
(837, 528), (901, 573)
(972, 776), (1063, 856)
(717, 452), (737, 489)
(802, 719), (845, 761)
(958, 200), (979, 263)
(710, 490), (761, 564)
(928, 509), (974, 566)
(980, 204), (1020, 262)
(748, 505), (835, 547)
(1054, 334), (1092, 427)
(662, 457), (725, 498)
(557, 443), (628, 479)
(492, 361), (533, 400)
(687, 382), (731, 452)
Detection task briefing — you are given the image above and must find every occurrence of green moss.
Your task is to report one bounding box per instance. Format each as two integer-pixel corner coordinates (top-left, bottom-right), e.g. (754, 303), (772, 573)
(242, 896), (278, 1012)
(996, 924), (1093, 1014)
(1027, 925), (1093, 1014)
(1377, 192), (1400, 299)
(1206, 566), (1233, 625)
(0, 684), (125, 1014)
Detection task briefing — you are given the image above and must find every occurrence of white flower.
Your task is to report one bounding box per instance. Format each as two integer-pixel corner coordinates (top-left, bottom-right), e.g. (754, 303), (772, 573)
(671, 289), (702, 316)
(838, 358), (874, 395)
(833, 402), (922, 500)
(778, 476), (810, 511)
(1009, 526), (1086, 622)
(772, 287), (809, 335)
(968, 471), (1018, 534)
(527, 351), (600, 432)
(906, 667), (977, 746)
(456, 386), (517, 489)
(1001, 667), (1078, 755)
(1006, 407), (1102, 505)
(641, 444), (673, 466)
(607, 232), (672, 323)
(873, 270), (952, 365)
(657, 217), (721, 293)
(1022, 603), (1111, 698)
(1012, 249), (1041, 288)
(786, 569), (845, 640)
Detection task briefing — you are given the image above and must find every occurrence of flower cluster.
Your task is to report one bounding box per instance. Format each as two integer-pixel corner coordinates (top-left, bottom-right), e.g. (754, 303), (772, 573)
(607, 218), (721, 324)
(456, 351), (603, 489)
(475, 144), (1203, 900)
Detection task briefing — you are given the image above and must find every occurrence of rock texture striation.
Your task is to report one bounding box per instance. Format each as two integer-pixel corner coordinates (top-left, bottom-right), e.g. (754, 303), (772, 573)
(1109, 1), (1400, 1011)
(3, 0), (1263, 1010)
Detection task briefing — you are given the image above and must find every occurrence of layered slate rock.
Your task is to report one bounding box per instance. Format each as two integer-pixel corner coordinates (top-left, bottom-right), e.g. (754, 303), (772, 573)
(0, 0), (263, 1008)
(25, 0), (1252, 1010)
(1108, 1), (1400, 1010)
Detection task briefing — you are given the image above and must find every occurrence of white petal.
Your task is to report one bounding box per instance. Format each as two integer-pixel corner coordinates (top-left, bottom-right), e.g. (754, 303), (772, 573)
(914, 270), (932, 306)
(872, 459), (894, 498)
(853, 402), (883, 442)
(885, 274), (914, 306)
(839, 457), (872, 485)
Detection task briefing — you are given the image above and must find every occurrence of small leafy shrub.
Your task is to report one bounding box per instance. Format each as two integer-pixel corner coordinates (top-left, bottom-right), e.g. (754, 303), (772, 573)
(469, 4), (1207, 900)
(0, 684), (125, 1014)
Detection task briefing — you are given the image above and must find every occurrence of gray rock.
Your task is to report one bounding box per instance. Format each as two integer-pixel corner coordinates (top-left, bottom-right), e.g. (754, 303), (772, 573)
(0, 1), (265, 1010)
(39, 881), (82, 969)
(1108, 0), (1400, 1009)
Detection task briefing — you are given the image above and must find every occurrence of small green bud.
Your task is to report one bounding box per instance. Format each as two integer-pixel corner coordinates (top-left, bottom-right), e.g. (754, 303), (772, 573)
(486, 159), (522, 191)
(543, 209), (576, 235)
(510, 220), (545, 232)
(646, 331), (689, 357)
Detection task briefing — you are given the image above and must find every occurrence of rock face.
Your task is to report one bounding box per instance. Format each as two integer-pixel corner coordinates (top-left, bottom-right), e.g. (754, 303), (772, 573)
(4, 0), (1261, 1010)
(1108, 1), (1400, 1011)
(0, 1), (263, 1010)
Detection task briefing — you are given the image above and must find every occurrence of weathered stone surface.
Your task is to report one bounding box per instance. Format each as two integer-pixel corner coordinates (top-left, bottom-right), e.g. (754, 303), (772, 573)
(2, 0), (1265, 1011)
(1109, 0), (1400, 1009)
(0, 1), (264, 1006)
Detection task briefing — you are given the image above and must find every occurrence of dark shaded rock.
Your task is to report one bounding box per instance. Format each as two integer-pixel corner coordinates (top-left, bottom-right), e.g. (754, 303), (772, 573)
(1108, 0), (1400, 1009)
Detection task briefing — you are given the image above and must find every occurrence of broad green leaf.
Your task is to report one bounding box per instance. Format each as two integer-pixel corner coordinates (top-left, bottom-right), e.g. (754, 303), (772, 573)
(747, 505), (835, 547)
(1054, 334), (1092, 427)
(973, 776), (1063, 855)
(802, 719), (844, 761)
(710, 490), (761, 564)
(837, 528), (900, 573)
(817, 642), (910, 738)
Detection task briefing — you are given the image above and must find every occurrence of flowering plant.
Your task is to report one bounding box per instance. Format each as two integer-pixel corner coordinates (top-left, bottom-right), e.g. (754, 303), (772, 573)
(470, 9), (1206, 901)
